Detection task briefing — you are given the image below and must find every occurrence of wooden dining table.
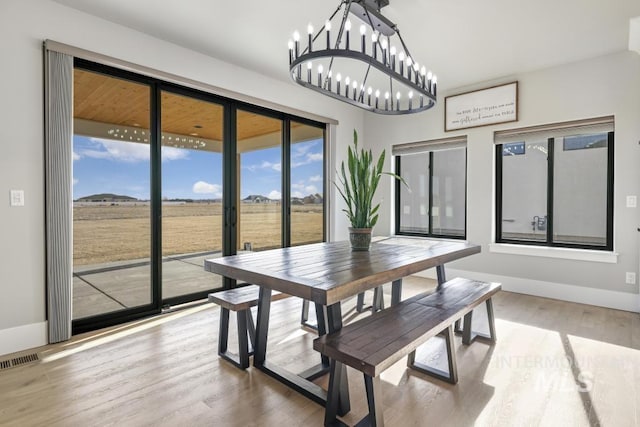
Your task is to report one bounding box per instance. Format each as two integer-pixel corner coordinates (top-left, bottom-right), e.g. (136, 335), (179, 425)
(204, 238), (480, 415)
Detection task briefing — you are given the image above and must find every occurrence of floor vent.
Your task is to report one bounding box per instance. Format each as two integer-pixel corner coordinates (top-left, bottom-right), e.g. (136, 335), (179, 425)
(0, 353), (39, 371)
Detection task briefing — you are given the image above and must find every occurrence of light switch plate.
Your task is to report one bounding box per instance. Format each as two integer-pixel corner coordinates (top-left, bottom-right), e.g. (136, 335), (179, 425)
(626, 272), (636, 285)
(10, 190), (24, 207)
(627, 195), (637, 208)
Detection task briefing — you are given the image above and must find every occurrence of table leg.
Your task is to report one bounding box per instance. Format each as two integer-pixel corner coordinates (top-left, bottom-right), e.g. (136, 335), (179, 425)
(253, 286), (272, 367)
(314, 303), (329, 367)
(326, 302), (350, 416)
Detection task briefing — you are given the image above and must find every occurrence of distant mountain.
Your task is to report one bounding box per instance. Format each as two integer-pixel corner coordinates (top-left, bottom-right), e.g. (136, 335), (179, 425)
(76, 193), (137, 202)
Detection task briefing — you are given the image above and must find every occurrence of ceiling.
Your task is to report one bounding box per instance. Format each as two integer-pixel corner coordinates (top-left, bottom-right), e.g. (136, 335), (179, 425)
(55, 0), (640, 92)
(73, 68), (321, 152)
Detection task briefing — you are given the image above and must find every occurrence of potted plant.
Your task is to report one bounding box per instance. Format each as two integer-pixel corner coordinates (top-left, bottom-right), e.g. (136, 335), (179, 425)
(335, 130), (406, 251)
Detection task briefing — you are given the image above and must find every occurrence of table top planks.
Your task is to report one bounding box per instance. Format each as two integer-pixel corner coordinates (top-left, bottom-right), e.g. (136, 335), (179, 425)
(204, 240), (481, 306)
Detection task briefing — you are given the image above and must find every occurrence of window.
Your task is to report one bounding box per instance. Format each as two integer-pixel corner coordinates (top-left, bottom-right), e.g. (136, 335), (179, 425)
(394, 137), (467, 238)
(495, 117), (614, 250)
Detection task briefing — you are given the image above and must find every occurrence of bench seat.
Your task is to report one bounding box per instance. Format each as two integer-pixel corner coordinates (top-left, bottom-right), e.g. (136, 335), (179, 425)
(313, 277), (501, 426)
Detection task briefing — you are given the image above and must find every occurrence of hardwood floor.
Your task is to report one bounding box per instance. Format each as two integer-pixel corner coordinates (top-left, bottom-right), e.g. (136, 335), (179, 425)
(0, 276), (638, 426)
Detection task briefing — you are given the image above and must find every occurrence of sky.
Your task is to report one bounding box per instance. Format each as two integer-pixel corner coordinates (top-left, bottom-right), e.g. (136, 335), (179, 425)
(72, 135), (324, 200)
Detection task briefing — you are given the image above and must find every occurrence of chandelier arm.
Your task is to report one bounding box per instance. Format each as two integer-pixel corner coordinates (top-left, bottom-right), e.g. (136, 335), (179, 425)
(395, 29), (423, 87)
(319, 1), (348, 89)
(359, 64), (372, 102)
(322, 0), (353, 90)
(312, 1), (346, 46)
(334, 0), (354, 49)
(301, 1), (348, 57)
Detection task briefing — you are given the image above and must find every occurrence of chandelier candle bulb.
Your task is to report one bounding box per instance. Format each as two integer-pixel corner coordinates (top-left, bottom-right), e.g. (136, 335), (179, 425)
(325, 20), (331, 49)
(317, 65), (323, 86)
(371, 32), (378, 60)
(345, 76), (350, 96)
(432, 75), (437, 97)
(381, 38), (388, 66)
(308, 23), (314, 53)
(427, 70), (433, 92)
(307, 61), (313, 83)
(345, 19), (351, 50)
(375, 89), (380, 108)
(408, 91), (413, 109)
(406, 57), (413, 80)
(420, 95), (424, 108)
(293, 31), (300, 58)
(360, 24), (367, 54)
(327, 70), (332, 91)
(385, 91), (389, 110)
(352, 80), (357, 100)
(398, 51), (405, 75)
(288, 40), (294, 64)
(336, 73), (341, 94)
(396, 91), (401, 110)
(367, 86), (373, 105)
(421, 66), (427, 89)
(390, 46), (396, 71)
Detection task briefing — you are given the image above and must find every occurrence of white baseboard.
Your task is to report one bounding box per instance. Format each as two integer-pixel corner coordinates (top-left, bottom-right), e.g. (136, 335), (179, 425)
(0, 322), (48, 357)
(414, 269), (640, 313)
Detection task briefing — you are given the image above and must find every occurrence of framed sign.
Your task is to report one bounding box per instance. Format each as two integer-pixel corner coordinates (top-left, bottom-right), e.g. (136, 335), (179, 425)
(445, 82), (518, 131)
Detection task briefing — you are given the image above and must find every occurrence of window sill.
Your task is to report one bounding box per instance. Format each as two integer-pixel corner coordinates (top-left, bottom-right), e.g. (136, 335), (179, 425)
(489, 243), (618, 264)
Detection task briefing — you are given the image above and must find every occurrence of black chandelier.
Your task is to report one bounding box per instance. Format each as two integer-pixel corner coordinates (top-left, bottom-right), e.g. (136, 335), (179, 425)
(288, 0), (437, 115)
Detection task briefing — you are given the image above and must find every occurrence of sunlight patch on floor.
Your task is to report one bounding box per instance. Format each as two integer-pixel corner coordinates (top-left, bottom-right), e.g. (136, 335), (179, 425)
(41, 304), (212, 363)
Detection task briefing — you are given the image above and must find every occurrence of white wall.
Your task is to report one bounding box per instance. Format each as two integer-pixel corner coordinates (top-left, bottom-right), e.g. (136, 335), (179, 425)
(364, 51), (640, 307)
(0, 0), (363, 355)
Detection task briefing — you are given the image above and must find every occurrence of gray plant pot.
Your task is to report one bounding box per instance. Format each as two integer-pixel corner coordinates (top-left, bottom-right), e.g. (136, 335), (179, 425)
(349, 227), (372, 251)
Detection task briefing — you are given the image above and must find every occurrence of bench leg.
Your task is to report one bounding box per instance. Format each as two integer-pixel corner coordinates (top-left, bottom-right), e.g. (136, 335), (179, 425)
(436, 265), (447, 290)
(218, 307), (230, 357)
(454, 319), (463, 334)
(236, 309), (250, 369)
(301, 299), (319, 331)
(217, 307), (251, 370)
(372, 286), (385, 313)
(361, 374), (385, 427)
(357, 287), (385, 314)
(407, 325), (458, 384)
(462, 298), (497, 345)
(391, 279), (402, 306)
(356, 292), (366, 313)
(247, 309), (256, 353)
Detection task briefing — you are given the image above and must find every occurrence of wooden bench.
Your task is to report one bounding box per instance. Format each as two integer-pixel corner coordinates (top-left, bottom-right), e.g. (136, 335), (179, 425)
(313, 277), (501, 426)
(208, 284), (289, 369)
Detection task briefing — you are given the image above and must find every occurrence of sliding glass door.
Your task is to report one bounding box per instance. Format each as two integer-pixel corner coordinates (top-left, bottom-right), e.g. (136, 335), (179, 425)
(72, 68), (154, 321)
(71, 60), (326, 333)
(237, 109), (283, 251)
(160, 89), (225, 302)
(290, 121), (325, 246)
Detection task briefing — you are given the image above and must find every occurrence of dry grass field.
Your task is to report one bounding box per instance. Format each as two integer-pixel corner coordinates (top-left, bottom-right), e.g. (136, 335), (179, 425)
(73, 203), (323, 266)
